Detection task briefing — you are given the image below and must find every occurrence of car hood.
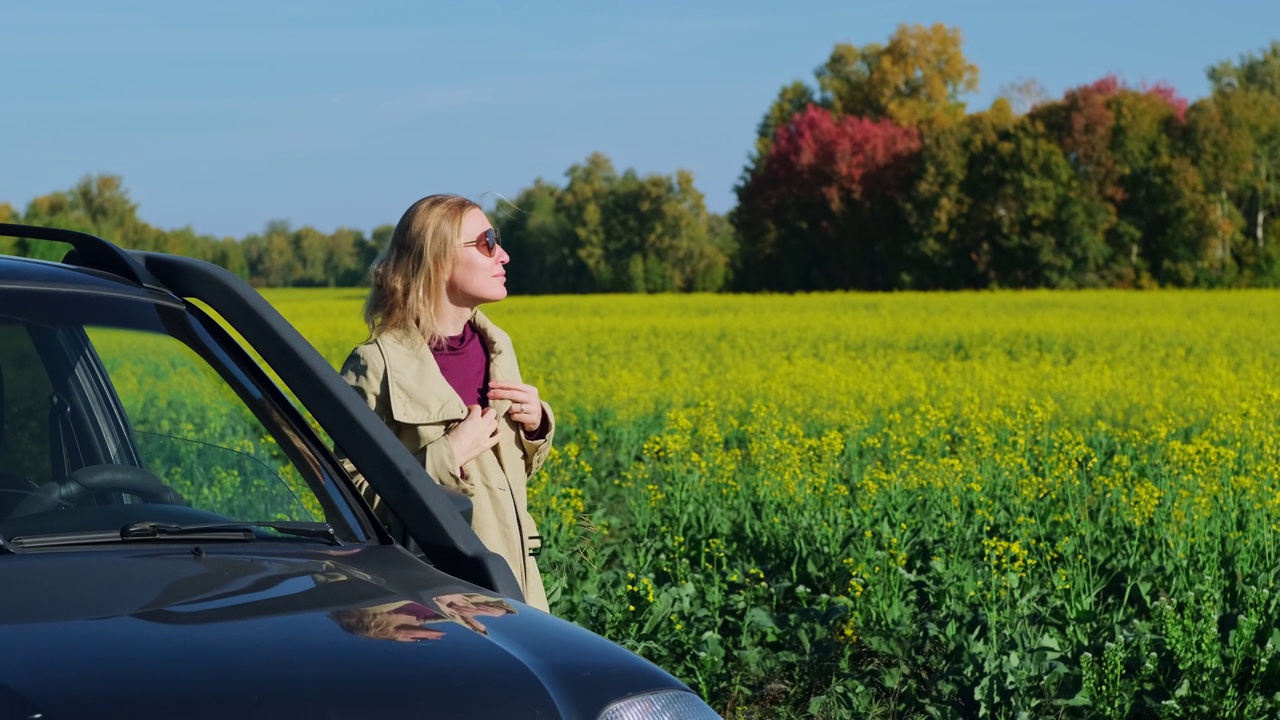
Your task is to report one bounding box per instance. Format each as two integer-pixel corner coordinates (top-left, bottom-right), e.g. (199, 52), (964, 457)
(0, 544), (683, 719)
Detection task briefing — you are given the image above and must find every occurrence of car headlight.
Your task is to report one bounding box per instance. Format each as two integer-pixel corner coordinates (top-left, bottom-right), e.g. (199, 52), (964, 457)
(597, 690), (721, 720)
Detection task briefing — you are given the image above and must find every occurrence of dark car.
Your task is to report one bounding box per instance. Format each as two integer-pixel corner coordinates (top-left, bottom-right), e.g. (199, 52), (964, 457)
(0, 224), (718, 719)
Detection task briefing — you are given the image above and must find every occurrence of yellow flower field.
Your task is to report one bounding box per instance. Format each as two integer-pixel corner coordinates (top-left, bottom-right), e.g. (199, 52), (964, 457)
(262, 288), (1280, 719)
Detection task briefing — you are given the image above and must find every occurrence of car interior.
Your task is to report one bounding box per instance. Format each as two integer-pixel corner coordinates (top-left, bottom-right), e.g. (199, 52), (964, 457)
(0, 309), (354, 544)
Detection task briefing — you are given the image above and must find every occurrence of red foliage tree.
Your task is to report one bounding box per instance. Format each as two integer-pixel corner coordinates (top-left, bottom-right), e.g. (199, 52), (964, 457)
(736, 105), (922, 290)
(1143, 80), (1189, 123)
(766, 105), (921, 206)
(1025, 74), (1203, 285)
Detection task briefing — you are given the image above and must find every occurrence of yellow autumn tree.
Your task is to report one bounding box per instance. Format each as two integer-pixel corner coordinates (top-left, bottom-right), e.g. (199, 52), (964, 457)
(816, 22), (979, 130)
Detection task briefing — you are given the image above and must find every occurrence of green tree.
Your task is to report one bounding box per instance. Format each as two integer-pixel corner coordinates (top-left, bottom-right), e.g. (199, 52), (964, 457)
(561, 152), (616, 290)
(902, 101), (1015, 288)
(212, 236), (249, 280)
(1209, 89), (1280, 281)
(1196, 45), (1280, 281)
(292, 226), (331, 286)
(1129, 155), (1219, 285)
(1027, 76), (1210, 286)
(8, 176), (381, 287)
(356, 223), (396, 282)
(960, 119), (1105, 287)
(20, 174), (144, 260)
(326, 227), (367, 286)
(1029, 78), (1123, 256)
(497, 180), (575, 295)
(0, 202), (16, 255)
(1105, 87), (1217, 286)
(749, 81), (817, 165)
(496, 154), (731, 293)
(14, 175), (253, 278)
(628, 169), (730, 292)
(243, 220), (299, 287)
(1209, 40), (1280, 96)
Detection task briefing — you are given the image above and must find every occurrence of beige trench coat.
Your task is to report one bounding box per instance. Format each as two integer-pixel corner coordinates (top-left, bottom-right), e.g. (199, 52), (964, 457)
(338, 310), (553, 611)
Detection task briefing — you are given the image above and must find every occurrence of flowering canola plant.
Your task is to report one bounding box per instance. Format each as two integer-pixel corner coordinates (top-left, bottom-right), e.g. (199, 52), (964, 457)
(265, 288), (1280, 719)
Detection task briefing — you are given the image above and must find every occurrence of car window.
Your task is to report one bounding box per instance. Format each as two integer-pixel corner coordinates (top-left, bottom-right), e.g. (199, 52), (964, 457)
(86, 327), (324, 523)
(0, 288), (361, 542)
(0, 324), (55, 501)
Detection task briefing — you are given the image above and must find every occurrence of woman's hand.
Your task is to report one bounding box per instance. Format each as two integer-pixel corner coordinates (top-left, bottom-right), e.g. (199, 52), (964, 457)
(488, 381), (544, 435)
(446, 405), (500, 468)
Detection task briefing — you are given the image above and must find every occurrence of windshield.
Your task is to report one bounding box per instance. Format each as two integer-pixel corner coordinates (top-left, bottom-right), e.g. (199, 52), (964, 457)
(0, 286), (365, 544)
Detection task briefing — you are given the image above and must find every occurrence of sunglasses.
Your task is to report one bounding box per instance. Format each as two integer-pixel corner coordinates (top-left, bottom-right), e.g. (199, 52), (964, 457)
(460, 228), (502, 257)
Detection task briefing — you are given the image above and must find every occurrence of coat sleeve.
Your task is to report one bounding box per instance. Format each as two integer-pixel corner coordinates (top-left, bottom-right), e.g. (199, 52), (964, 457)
(421, 433), (468, 495)
(336, 345), (391, 513)
(519, 401), (555, 477)
(340, 344), (390, 424)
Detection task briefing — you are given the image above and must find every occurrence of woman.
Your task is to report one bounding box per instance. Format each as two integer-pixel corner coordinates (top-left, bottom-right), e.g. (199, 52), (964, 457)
(339, 194), (553, 612)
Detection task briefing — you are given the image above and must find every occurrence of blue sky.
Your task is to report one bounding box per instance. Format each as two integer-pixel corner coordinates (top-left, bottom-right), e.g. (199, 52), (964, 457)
(4, 0), (1279, 239)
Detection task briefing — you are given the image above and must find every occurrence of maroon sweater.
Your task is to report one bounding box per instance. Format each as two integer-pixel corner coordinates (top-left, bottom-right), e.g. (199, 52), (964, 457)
(432, 322), (488, 408)
(432, 322), (548, 439)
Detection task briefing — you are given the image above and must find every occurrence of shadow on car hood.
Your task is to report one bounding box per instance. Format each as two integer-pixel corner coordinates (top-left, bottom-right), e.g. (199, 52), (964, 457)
(0, 544), (684, 719)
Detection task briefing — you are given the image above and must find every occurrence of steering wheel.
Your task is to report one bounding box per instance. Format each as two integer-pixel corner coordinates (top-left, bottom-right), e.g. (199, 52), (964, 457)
(10, 464), (187, 517)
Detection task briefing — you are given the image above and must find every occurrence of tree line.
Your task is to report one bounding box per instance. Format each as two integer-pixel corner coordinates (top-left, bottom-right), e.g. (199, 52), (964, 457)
(0, 175), (389, 288)
(3, 26), (1279, 291)
(733, 26), (1280, 290)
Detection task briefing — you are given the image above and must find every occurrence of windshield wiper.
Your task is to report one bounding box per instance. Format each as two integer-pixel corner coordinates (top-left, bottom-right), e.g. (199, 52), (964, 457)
(121, 521), (341, 545)
(7, 521), (341, 549)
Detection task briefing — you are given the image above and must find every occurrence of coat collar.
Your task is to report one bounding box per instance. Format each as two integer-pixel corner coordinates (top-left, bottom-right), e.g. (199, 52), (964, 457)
(375, 309), (521, 425)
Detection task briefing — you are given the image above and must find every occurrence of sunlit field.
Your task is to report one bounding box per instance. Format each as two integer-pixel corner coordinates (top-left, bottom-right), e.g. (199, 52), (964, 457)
(260, 288), (1280, 719)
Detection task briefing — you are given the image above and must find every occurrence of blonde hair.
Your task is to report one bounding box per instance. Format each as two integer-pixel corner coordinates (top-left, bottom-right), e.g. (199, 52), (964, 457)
(363, 194), (480, 346)
(329, 606), (401, 640)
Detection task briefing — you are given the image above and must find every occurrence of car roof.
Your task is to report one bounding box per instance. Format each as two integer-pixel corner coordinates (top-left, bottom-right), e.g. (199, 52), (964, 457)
(0, 253), (163, 299)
